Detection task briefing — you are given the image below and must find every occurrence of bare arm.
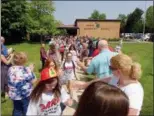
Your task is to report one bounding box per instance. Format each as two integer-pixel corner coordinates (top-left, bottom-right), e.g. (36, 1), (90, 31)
(76, 60), (87, 72)
(1, 54), (13, 65)
(64, 99), (73, 107)
(128, 108), (139, 116)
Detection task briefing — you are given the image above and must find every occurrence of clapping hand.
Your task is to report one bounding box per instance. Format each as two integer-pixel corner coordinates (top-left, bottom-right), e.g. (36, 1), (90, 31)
(29, 63), (35, 72)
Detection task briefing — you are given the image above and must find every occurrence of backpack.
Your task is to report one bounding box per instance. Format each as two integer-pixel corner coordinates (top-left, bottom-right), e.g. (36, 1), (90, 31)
(63, 60), (77, 78)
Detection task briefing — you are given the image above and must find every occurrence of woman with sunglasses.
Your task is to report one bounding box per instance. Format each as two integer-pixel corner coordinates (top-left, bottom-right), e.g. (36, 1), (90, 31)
(73, 54), (143, 116)
(110, 54), (144, 116)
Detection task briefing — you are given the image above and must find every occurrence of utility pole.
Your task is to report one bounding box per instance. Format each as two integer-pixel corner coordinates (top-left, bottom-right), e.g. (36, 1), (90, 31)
(143, 0), (147, 40)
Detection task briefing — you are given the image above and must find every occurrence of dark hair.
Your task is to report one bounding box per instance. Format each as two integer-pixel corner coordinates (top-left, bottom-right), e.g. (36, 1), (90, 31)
(69, 44), (76, 51)
(74, 81), (129, 116)
(44, 58), (59, 71)
(30, 77), (61, 103)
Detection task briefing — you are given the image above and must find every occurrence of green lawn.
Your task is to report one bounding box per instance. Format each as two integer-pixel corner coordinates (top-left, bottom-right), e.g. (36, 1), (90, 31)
(1, 42), (153, 115)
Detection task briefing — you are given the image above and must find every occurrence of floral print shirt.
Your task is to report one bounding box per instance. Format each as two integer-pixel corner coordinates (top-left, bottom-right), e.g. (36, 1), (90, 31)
(8, 66), (35, 100)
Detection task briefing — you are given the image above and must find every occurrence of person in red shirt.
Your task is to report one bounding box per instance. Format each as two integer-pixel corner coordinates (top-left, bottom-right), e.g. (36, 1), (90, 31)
(92, 41), (114, 58)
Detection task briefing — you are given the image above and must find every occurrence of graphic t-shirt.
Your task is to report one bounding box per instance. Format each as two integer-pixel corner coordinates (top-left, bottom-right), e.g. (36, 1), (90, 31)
(60, 61), (76, 84)
(26, 88), (70, 116)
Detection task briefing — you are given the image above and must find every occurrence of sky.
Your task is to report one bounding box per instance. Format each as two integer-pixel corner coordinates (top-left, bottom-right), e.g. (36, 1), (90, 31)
(53, 1), (153, 25)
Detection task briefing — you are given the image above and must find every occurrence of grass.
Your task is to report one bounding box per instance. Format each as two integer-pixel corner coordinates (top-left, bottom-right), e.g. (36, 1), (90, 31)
(1, 42), (153, 115)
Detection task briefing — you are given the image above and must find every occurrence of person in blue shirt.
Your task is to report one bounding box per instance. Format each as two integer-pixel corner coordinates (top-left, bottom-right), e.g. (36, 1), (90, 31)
(1, 36), (8, 57)
(77, 40), (118, 82)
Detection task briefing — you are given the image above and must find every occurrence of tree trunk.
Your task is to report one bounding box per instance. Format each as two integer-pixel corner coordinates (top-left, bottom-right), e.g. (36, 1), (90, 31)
(26, 33), (30, 41)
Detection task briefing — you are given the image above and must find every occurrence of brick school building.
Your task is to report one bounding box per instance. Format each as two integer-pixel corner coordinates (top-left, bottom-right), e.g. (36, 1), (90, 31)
(57, 19), (121, 39)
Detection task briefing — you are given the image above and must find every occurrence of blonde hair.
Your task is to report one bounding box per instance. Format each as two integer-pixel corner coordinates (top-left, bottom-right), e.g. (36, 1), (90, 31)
(111, 54), (142, 80)
(13, 52), (27, 65)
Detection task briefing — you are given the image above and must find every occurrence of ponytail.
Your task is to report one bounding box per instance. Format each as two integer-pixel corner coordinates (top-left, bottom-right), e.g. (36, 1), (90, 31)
(130, 63), (142, 80)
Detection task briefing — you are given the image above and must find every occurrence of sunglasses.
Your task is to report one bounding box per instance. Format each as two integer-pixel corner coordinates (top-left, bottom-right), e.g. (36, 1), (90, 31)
(109, 66), (118, 71)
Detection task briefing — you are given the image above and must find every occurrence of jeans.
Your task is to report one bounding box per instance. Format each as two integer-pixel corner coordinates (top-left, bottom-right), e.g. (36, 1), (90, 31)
(12, 97), (30, 116)
(60, 102), (66, 112)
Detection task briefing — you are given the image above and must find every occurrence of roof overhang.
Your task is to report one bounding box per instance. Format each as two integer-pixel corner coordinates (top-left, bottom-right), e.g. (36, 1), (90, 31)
(57, 25), (79, 29)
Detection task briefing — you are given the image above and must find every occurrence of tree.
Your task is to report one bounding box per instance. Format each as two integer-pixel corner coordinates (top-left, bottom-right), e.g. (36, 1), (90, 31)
(25, 1), (60, 41)
(146, 6), (154, 31)
(1, 0), (27, 43)
(25, 1), (55, 35)
(89, 10), (106, 20)
(117, 14), (127, 33)
(132, 19), (143, 33)
(125, 8), (144, 33)
(99, 13), (106, 20)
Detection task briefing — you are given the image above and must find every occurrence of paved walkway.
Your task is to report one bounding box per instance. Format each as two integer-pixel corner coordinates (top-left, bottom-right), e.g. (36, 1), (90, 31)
(62, 69), (86, 116)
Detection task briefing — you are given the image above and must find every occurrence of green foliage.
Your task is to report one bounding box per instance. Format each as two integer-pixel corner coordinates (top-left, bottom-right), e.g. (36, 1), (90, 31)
(89, 10), (106, 20)
(1, 1), (61, 43)
(117, 14), (127, 33)
(146, 6), (154, 29)
(125, 8), (144, 33)
(1, 0), (27, 43)
(25, 1), (56, 35)
(132, 19), (143, 33)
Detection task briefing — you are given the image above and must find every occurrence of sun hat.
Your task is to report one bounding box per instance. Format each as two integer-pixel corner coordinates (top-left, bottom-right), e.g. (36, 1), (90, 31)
(40, 67), (58, 81)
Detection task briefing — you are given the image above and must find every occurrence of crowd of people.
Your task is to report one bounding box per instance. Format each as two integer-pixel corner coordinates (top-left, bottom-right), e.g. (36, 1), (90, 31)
(1, 35), (144, 116)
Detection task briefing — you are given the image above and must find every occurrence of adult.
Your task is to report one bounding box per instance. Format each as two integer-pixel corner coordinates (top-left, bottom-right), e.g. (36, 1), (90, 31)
(40, 43), (47, 69)
(80, 43), (89, 62)
(92, 40), (115, 58)
(47, 43), (61, 67)
(59, 38), (65, 61)
(74, 81), (129, 116)
(110, 54), (144, 116)
(92, 40), (100, 57)
(8, 52), (36, 116)
(88, 39), (94, 57)
(77, 40), (118, 82)
(1, 45), (14, 99)
(1, 36), (8, 57)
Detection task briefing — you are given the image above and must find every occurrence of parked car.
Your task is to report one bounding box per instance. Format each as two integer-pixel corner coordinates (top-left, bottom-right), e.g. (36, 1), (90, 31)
(141, 33), (151, 41)
(149, 33), (154, 42)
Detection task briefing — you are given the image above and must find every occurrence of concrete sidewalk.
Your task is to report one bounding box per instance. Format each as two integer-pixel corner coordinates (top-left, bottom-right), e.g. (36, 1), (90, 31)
(62, 69), (85, 116)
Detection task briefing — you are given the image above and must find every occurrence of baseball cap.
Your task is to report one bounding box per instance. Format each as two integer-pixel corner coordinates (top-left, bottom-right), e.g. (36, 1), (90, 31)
(40, 67), (58, 81)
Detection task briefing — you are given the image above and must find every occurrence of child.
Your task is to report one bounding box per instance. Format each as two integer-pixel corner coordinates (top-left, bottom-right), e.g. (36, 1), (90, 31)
(44, 58), (62, 77)
(60, 52), (78, 98)
(26, 67), (73, 115)
(74, 81), (129, 116)
(69, 44), (79, 63)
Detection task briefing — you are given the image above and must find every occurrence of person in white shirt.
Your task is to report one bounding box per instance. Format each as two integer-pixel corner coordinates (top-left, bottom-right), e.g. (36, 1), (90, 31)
(26, 67), (73, 116)
(60, 52), (78, 99)
(110, 54), (144, 116)
(69, 44), (79, 62)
